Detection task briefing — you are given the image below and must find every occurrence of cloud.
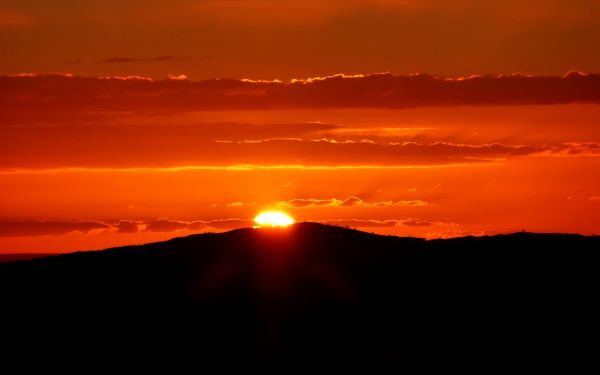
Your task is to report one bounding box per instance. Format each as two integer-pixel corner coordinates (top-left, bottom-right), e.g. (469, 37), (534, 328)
(2, 72), (600, 115)
(144, 219), (189, 232)
(0, 221), (110, 237)
(201, 219), (255, 230)
(397, 200), (429, 207)
(0, 217), (460, 237)
(324, 218), (453, 229)
(276, 196), (428, 208)
(340, 196), (363, 206)
(400, 218), (433, 227)
(2, 129), (561, 168)
(423, 229), (490, 240)
(116, 221), (139, 233)
(544, 142), (600, 156)
(277, 198), (343, 208)
(186, 221), (207, 231)
(2, 134), (595, 170)
(0, 218), (252, 237)
(323, 219), (400, 228)
(186, 219), (255, 231)
(168, 74), (188, 81)
(142, 218), (253, 232)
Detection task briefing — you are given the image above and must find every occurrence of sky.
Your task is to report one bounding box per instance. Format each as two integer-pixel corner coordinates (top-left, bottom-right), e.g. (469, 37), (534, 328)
(1, 0), (599, 252)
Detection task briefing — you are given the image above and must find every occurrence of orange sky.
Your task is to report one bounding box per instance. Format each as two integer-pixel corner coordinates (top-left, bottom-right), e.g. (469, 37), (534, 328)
(2, 1), (600, 79)
(1, 1), (600, 252)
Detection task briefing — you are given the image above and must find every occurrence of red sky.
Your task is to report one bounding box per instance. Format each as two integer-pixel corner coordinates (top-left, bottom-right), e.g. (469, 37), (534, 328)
(1, 1), (600, 252)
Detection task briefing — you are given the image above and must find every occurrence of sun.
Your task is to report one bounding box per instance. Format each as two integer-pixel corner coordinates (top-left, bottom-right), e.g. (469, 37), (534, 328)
(254, 211), (295, 228)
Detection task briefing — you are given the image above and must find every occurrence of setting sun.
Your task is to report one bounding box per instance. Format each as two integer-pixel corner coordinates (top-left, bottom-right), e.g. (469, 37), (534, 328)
(254, 211), (295, 228)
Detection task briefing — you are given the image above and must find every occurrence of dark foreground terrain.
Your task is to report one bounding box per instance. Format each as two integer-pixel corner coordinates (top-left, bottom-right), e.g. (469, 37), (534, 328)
(1, 223), (599, 367)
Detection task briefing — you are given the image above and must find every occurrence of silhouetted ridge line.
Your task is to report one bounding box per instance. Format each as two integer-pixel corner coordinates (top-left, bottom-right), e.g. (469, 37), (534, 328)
(1, 222), (598, 366)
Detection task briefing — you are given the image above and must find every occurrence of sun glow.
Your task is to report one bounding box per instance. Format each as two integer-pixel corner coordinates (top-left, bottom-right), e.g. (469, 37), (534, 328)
(254, 211), (295, 227)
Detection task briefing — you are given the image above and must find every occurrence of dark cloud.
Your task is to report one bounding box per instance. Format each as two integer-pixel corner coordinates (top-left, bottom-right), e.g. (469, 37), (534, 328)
(323, 219), (399, 228)
(116, 221), (139, 233)
(0, 218), (254, 237)
(0, 221), (110, 237)
(0, 217), (454, 237)
(187, 221), (207, 231)
(149, 219), (254, 232)
(201, 219), (255, 230)
(144, 219), (189, 232)
(2, 72), (600, 116)
(0, 218), (260, 236)
(401, 219), (434, 227)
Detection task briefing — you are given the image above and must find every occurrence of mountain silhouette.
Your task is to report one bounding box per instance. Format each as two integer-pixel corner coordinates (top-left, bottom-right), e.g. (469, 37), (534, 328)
(1, 222), (599, 367)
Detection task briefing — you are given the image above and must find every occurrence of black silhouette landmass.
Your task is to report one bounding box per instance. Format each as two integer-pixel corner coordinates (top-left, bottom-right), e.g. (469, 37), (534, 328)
(1, 222), (599, 367)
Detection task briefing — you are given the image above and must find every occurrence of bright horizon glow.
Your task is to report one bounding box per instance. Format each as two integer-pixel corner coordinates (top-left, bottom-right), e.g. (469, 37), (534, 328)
(254, 211), (295, 228)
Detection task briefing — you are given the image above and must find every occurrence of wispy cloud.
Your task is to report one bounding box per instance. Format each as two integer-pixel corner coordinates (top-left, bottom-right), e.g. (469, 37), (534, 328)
(323, 218), (453, 229)
(276, 196), (428, 208)
(4, 120), (592, 168)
